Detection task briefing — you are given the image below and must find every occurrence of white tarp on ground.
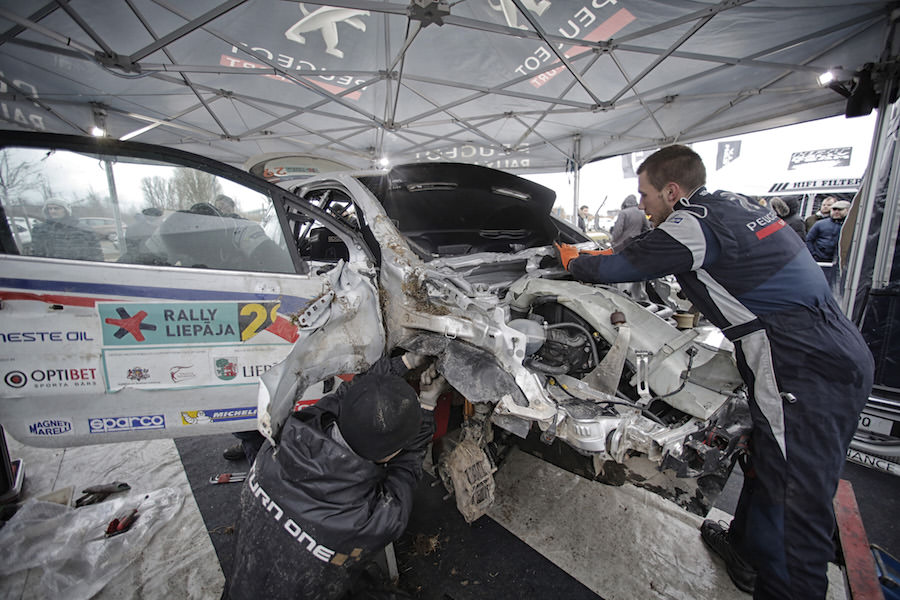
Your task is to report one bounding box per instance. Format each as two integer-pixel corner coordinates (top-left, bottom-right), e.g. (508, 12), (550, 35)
(488, 448), (846, 600)
(0, 1), (896, 173)
(0, 436), (224, 600)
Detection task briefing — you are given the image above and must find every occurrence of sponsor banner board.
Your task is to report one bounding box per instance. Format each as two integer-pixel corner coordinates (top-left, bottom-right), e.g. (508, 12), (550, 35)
(97, 301), (286, 346)
(103, 344), (287, 391)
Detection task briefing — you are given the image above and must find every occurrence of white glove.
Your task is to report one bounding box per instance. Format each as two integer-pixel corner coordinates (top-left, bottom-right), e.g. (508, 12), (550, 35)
(402, 351), (428, 370)
(418, 364), (447, 411)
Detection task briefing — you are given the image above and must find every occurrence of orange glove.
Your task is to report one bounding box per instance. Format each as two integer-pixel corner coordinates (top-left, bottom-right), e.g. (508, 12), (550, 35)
(555, 242), (580, 270)
(579, 248), (614, 256)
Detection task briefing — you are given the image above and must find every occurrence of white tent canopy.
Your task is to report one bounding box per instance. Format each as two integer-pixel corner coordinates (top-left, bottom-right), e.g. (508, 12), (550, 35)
(0, 1), (897, 174)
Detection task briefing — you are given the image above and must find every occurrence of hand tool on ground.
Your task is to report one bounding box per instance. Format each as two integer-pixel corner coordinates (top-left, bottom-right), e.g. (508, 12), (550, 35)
(75, 481), (131, 507)
(104, 494), (149, 538)
(209, 472), (247, 484)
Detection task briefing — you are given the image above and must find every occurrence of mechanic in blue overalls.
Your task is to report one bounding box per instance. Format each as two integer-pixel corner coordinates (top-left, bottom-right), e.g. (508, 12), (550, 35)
(556, 145), (873, 599)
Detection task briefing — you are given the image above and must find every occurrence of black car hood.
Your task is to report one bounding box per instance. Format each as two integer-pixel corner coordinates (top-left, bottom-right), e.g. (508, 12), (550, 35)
(357, 163), (559, 256)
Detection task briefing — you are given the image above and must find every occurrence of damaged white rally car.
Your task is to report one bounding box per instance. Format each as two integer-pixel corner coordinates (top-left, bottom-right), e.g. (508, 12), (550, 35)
(0, 132), (749, 520)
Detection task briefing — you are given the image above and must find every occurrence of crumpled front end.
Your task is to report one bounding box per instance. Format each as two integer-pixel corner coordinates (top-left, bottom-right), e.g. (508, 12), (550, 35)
(258, 260), (384, 444)
(372, 226), (750, 514)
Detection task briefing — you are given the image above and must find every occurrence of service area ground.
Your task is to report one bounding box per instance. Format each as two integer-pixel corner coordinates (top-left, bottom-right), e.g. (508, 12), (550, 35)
(2, 432), (897, 599)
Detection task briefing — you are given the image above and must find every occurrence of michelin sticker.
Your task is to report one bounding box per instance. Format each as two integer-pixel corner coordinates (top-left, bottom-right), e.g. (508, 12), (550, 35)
(181, 407), (257, 425)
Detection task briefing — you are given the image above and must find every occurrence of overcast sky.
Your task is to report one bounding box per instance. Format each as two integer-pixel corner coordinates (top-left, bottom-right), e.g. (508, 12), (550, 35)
(524, 113), (878, 220)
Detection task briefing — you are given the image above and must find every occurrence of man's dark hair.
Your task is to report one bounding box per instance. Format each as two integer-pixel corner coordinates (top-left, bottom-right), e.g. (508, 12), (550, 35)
(637, 145), (706, 192)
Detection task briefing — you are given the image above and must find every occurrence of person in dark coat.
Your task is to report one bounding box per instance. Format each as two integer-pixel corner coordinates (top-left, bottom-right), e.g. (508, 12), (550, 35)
(805, 200), (849, 262)
(804, 195), (836, 233)
(30, 199), (103, 261)
(577, 205), (590, 232)
(769, 197), (805, 240)
(609, 194), (650, 251)
(556, 145), (872, 598)
(229, 352), (442, 600)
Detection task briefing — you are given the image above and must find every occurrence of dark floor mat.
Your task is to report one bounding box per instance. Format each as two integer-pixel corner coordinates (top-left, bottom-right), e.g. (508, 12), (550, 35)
(175, 434), (601, 599)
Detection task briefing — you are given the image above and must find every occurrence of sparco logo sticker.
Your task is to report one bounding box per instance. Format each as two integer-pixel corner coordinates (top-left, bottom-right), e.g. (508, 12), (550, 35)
(89, 415), (166, 434)
(28, 419), (73, 436)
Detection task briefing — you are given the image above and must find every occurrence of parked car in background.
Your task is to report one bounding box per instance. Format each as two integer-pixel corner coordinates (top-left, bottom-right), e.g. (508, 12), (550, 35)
(6, 217), (35, 254)
(78, 216), (126, 242)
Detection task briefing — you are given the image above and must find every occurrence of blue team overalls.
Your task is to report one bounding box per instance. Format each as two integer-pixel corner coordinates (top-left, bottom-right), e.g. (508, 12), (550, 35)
(569, 187), (873, 598)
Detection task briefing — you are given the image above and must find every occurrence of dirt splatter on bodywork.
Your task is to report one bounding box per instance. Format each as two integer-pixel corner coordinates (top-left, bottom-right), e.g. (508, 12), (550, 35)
(264, 165), (751, 516)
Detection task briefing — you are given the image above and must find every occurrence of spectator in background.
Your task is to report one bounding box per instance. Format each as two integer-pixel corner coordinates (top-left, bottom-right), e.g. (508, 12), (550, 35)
(577, 205), (590, 232)
(31, 199), (103, 261)
(805, 196), (836, 233)
(610, 194), (650, 252)
(806, 200), (850, 263)
(214, 194), (242, 219)
(769, 197), (805, 240)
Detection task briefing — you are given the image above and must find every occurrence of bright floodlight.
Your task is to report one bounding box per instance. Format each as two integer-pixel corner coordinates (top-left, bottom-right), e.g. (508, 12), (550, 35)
(818, 71), (836, 87)
(378, 157), (390, 168)
(91, 126), (106, 137)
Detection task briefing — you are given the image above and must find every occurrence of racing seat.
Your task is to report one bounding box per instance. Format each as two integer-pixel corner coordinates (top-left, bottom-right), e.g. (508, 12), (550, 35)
(307, 226), (349, 262)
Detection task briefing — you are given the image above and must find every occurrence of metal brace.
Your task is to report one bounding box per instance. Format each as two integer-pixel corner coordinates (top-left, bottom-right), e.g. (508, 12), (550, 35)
(540, 411), (559, 445)
(297, 290), (334, 328)
(634, 350), (653, 407)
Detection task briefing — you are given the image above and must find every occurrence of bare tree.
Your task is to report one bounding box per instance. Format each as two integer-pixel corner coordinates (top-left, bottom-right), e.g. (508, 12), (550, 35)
(170, 168), (222, 210)
(140, 175), (177, 210)
(78, 187), (107, 214)
(0, 149), (41, 218)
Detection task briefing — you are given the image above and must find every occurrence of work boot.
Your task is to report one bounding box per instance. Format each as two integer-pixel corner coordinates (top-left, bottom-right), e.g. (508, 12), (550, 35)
(700, 519), (757, 594)
(223, 443), (244, 461)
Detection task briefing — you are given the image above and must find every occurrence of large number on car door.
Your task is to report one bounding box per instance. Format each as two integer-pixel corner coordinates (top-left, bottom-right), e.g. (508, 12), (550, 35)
(0, 132), (379, 448)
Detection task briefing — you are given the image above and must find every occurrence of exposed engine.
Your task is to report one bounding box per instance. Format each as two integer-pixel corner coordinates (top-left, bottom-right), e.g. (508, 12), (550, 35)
(394, 248), (751, 520)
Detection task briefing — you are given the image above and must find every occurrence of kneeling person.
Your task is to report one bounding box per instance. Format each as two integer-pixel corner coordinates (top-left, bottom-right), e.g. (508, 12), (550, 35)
(229, 352), (441, 600)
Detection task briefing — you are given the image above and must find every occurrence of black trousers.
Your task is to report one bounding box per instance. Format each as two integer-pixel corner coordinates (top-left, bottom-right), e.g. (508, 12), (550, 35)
(730, 299), (873, 599)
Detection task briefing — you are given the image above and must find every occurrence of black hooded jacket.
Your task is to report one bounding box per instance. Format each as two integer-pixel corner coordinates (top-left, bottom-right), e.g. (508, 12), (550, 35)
(781, 197), (806, 239)
(229, 355), (435, 600)
(31, 215), (103, 261)
(610, 196), (650, 252)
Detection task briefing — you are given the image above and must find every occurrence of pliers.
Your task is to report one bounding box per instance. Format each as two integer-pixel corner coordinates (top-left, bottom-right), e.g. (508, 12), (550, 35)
(75, 481), (131, 507)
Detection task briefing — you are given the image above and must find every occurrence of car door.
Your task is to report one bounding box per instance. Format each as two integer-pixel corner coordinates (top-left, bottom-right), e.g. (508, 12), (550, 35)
(0, 132), (382, 447)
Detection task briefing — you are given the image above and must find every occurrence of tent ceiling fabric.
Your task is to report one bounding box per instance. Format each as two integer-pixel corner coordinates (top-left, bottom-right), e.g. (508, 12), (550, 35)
(0, 0), (896, 173)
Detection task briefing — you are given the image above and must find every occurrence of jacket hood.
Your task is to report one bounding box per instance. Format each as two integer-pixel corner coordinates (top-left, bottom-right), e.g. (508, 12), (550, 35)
(277, 411), (383, 504)
(783, 196), (800, 215)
